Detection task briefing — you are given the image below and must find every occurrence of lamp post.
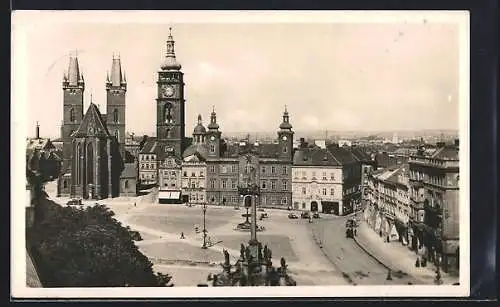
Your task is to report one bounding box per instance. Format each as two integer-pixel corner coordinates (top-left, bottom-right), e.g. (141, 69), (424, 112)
(202, 203), (207, 249)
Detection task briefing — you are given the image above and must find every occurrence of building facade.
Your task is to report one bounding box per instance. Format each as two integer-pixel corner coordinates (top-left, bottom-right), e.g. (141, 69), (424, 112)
(292, 143), (362, 215)
(138, 139), (159, 186)
(408, 140), (460, 274)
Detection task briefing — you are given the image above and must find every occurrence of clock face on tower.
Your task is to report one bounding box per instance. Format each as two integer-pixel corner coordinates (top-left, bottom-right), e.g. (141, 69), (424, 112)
(210, 136), (215, 141)
(282, 136), (287, 141)
(161, 85), (175, 98)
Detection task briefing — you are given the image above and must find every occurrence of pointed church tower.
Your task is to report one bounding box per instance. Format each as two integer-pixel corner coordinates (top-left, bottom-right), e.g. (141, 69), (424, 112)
(61, 51), (85, 171)
(106, 53), (127, 158)
(277, 106), (294, 161)
(206, 106), (222, 159)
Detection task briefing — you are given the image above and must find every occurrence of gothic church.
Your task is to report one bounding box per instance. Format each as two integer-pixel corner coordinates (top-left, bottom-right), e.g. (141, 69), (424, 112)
(57, 54), (135, 199)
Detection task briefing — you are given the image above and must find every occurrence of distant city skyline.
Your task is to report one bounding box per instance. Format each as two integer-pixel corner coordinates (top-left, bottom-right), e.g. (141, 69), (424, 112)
(15, 12), (465, 139)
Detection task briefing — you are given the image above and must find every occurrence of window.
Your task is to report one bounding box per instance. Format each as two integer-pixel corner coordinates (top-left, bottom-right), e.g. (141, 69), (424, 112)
(322, 172), (327, 180)
(302, 187), (306, 194)
(271, 181), (276, 190)
(294, 171), (298, 179)
(261, 166), (266, 173)
(63, 180), (67, 189)
(231, 165), (236, 172)
(261, 181), (267, 189)
(231, 180), (237, 189)
(322, 188), (327, 195)
(331, 173), (335, 180)
(146, 156), (149, 161)
(115, 130), (119, 140)
(302, 203), (306, 209)
(171, 183), (176, 187)
(221, 165), (227, 173)
(164, 183), (168, 187)
(113, 109), (119, 123)
(210, 144), (215, 153)
(191, 172), (196, 177)
(171, 171), (176, 176)
(271, 166), (276, 174)
(210, 179), (216, 189)
(200, 194), (204, 201)
(210, 165), (215, 172)
(312, 172), (316, 179)
(200, 171), (204, 177)
(70, 108), (75, 122)
(283, 146), (287, 153)
(282, 197), (287, 205)
(282, 166), (287, 175)
(330, 188), (334, 196)
(191, 182), (196, 189)
(183, 171), (187, 177)
(302, 171), (306, 178)
(282, 180), (287, 190)
(222, 180), (227, 189)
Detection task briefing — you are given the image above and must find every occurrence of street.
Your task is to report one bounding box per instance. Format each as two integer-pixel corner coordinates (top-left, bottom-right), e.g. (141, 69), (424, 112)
(311, 214), (421, 285)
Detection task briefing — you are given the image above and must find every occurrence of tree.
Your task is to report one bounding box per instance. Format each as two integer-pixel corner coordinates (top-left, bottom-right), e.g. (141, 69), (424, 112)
(27, 201), (173, 287)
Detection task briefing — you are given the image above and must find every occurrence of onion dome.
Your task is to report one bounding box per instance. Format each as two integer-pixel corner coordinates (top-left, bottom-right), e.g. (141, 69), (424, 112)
(161, 27), (182, 71)
(193, 114), (207, 135)
(207, 106), (220, 130)
(279, 106), (293, 130)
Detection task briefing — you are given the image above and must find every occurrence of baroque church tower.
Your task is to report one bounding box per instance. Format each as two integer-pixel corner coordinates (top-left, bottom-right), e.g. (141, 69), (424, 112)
(206, 107), (222, 159)
(156, 27), (186, 157)
(106, 54), (127, 158)
(61, 53), (85, 171)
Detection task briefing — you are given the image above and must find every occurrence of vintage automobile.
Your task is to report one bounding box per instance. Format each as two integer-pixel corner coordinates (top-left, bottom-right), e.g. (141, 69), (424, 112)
(67, 198), (82, 206)
(260, 212), (269, 219)
(312, 212), (320, 219)
(300, 212), (311, 219)
(288, 213), (299, 219)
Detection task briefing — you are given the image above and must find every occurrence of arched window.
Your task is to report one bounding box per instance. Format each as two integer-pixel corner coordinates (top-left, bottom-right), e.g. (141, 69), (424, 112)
(63, 180), (67, 189)
(124, 180), (129, 189)
(113, 109), (119, 123)
(86, 143), (94, 184)
(70, 108), (75, 122)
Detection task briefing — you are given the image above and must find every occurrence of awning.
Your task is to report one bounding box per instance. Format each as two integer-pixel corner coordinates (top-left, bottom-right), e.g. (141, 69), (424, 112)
(158, 191), (181, 200)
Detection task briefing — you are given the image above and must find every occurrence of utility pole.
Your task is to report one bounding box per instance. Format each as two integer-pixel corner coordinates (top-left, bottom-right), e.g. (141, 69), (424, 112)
(202, 203), (207, 249)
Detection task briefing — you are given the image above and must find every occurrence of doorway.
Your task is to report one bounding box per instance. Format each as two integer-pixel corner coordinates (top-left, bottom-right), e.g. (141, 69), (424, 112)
(310, 201), (318, 212)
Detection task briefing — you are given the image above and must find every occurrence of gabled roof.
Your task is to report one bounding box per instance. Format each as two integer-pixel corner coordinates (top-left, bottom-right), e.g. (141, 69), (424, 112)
(139, 138), (158, 154)
(72, 103), (111, 138)
(374, 152), (398, 169)
(26, 138), (55, 151)
(431, 146), (459, 160)
(183, 150), (207, 162)
(182, 143), (209, 160)
(349, 147), (372, 162)
(293, 145), (357, 167)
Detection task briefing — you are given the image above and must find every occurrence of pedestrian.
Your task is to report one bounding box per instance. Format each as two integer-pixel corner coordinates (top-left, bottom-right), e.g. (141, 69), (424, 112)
(180, 232), (185, 239)
(354, 228), (357, 236)
(422, 256), (427, 267)
(134, 202), (136, 207)
(415, 258), (420, 268)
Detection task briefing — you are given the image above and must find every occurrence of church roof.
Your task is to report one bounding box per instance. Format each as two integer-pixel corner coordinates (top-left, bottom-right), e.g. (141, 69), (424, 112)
(293, 145), (358, 167)
(72, 103), (111, 138)
(26, 138), (55, 151)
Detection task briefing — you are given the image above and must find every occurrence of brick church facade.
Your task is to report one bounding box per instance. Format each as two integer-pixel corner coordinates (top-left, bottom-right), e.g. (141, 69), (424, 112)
(57, 54), (135, 199)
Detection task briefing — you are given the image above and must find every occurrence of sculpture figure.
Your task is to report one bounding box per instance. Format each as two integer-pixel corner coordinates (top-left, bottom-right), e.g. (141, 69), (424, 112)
(223, 249), (230, 266)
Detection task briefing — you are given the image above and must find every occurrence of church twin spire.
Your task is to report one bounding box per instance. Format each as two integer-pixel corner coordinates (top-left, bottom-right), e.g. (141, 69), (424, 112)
(63, 51), (84, 87)
(106, 53), (126, 87)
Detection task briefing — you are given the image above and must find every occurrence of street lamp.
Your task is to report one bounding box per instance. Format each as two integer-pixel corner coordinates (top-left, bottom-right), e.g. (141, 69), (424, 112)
(201, 203), (208, 249)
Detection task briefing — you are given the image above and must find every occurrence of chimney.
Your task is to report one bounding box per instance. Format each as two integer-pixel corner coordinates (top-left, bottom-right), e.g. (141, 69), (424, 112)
(454, 139), (459, 147)
(36, 121), (40, 139)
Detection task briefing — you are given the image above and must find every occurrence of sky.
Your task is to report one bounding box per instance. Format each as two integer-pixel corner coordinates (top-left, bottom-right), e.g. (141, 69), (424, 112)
(13, 11), (466, 139)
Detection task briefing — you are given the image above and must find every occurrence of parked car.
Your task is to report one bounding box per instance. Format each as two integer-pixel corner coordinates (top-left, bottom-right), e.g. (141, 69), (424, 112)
(301, 212), (310, 219)
(260, 213), (269, 219)
(67, 198), (82, 206)
(312, 212), (320, 219)
(257, 208), (266, 212)
(288, 213), (299, 219)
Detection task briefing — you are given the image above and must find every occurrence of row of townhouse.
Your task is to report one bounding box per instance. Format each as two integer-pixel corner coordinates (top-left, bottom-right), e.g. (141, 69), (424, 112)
(364, 140), (460, 274)
(137, 110), (373, 215)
